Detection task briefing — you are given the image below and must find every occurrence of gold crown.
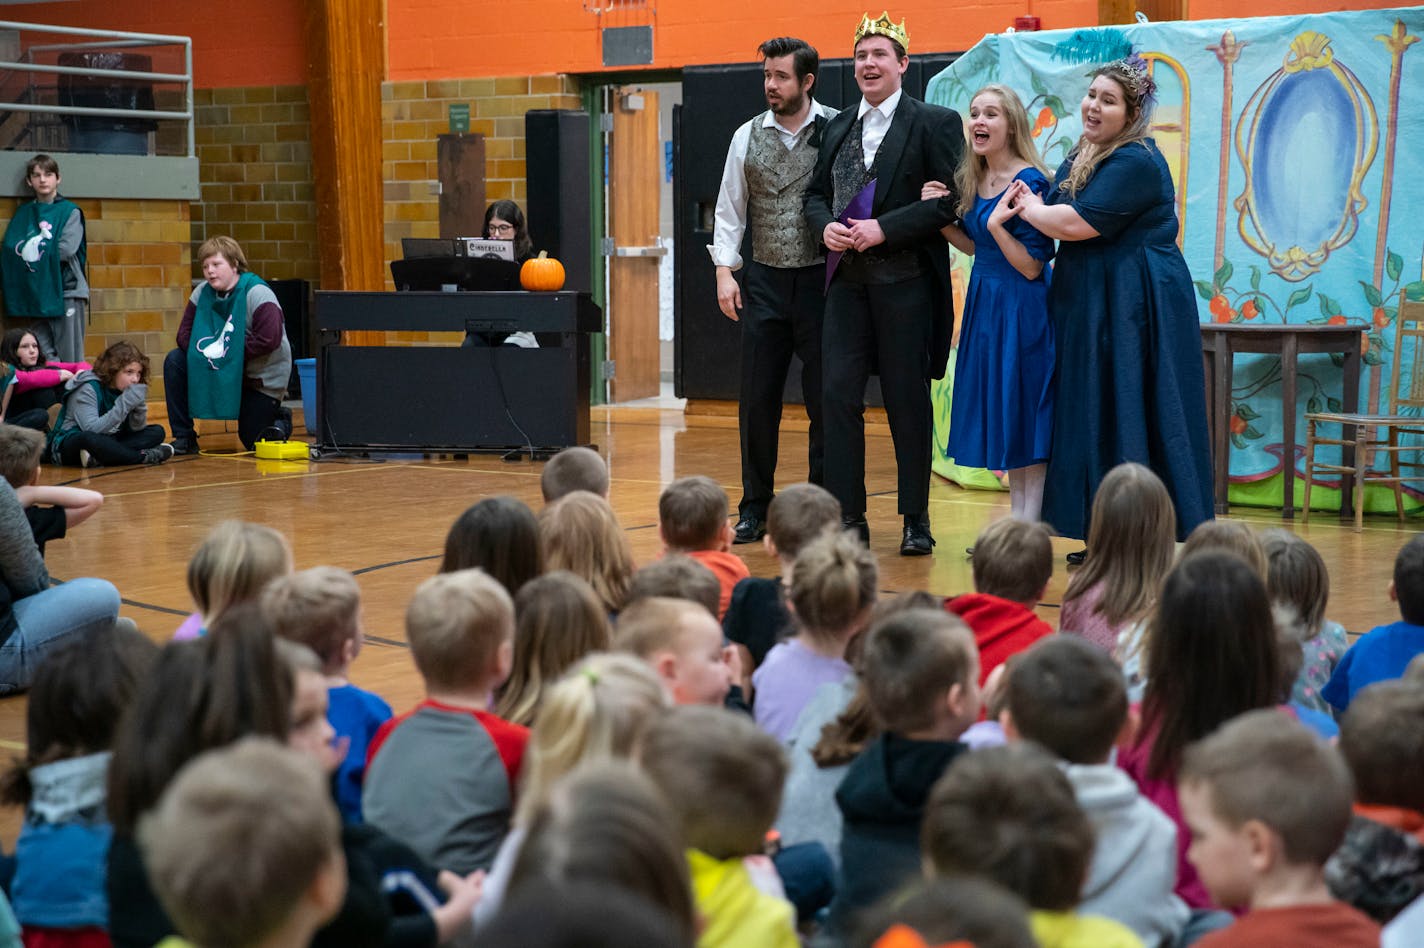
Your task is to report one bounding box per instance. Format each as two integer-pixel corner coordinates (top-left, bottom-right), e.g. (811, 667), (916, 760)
(854, 12), (910, 52)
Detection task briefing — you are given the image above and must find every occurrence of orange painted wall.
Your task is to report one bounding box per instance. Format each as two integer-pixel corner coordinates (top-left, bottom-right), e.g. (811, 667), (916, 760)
(5, 0), (304, 88)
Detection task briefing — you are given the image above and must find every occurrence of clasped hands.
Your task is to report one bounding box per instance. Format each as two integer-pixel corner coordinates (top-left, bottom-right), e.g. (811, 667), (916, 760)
(823, 217), (885, 253)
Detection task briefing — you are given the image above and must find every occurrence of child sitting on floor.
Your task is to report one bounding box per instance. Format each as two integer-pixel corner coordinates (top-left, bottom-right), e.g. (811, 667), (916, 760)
(0, 327), (89, 431)
(174, 519), (293, 640)
(641, 705), (798, 948)
(262, 566), (392, 824)
(723, 482), (841, 669)
(439, 495), (543, 598)
(626, 554), (722, 618)
(752, 528), (875, 741)
(47, 340), (172, 467)
(1324, 533), (1424, 713)
(540, 445), (609, 503)
(138, 739), (347, 948)
(827, 608), (981, 927)
(1003, 636), (1187, 946)
(1179, 710), (1379, 947)
(615, 595), (732, 707)
(948, 516), (1054, 684)
(922, 743), (1143, 947)
(539, 491), (634, 616)
(363, 569), (527, 875)
(494, 571), (612, 727)
(0, 423), (101, 555)
(852, 876), (1037, 948)
(658, 475), (749, 621)
(1326, 680), (1424, 924)
(1261, 529), (1347, 716)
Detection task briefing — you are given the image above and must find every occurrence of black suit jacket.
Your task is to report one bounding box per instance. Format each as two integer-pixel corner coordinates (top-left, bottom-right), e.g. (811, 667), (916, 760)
(804, 93), (964, 378)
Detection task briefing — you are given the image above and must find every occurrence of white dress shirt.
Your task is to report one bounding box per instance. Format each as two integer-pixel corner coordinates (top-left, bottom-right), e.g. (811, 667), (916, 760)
(707, 99), (836, 270)
(856, 88), (903, 169)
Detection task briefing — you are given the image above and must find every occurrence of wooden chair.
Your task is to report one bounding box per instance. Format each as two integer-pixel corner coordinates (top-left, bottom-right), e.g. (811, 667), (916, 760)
(1303, 292), (1424, 531)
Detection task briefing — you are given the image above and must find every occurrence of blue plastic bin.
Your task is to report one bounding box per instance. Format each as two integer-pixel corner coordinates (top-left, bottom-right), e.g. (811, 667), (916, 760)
(295, 358), (317, 434)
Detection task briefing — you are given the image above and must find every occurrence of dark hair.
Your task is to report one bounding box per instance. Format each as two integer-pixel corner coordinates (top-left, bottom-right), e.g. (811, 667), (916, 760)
(541, 446), (609, 503)
(485, 200), (533, 261)
(0, 327), (44, 369)
(854, 33), (906, 61)
(440, 496), (543, 597)
(658, 475), (729, 551)
(509, 763), (696, 942)
(852, 877), (1037, 948)
(627, 555), (721, 618)
(1181, 709), (1353, 866)
(483, 881), (690, 948)
(758, 37), (819, 93)
(861, 608), (976, 733)
(922, 744), (1093, 912)
(1394, 534), (1424, 625)
(94, 340), (150, 388)
(107, 604), (293, 834)
(1006, 636), (1127, 765)
(1141, 551), (1281, 780)
(24, 153), (59, 180)
(0, 623), (159, 805)
(765, 483), (840, 560)
(971, 518), (1053, 603)
(1339, 680), (1424, 811)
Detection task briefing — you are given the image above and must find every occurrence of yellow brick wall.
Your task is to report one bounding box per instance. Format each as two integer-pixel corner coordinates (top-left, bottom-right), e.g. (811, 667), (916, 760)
(381, 74), (581, 343)
(193, 85), (320, 284)
(0, 196), (190, 400)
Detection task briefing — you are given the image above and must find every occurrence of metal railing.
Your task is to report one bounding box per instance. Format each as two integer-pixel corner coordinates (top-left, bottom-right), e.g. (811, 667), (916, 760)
(0, 19), (192, 156)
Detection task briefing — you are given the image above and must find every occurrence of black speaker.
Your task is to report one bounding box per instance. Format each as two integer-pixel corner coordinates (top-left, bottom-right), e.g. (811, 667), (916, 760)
(270, 278), (311, 398)
(525, 110), (592, 294)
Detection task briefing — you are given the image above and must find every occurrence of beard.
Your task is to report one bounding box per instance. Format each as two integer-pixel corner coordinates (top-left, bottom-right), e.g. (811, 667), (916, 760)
(768, 90), (805, 116)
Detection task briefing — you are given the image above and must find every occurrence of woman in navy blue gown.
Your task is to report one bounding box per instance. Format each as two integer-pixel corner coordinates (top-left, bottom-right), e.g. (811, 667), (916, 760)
(925, 84), (1056, 522)
(1012, 58), (1212, 547)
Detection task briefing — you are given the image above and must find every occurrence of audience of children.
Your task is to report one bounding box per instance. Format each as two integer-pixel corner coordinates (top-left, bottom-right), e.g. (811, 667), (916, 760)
(494, 570), (612, 727)
(0, 423), (102, 555)
(723, 482), (842, 668)
(173, 518), (293, 640)
(362, 568), (525, 876)
(262, 566), (392, 824)
(1059, 462), (1176, 658)
(538, 490), (634, 615)
(626, 554), (722, 618)
(852, 876), (1037, 948)
(0, 328), (89, 431)
(439, 495), (543, 598)
(614, 595), (733, 706)
(1003, 636), (1188, 946)
(752, 528), (876, 740)
(1323, 532), (1424, 712)
(1326, 679), (1424, 924)
(948, 516), (1054, 683)
(47, 340), (173, 468)
(922, 743), (1145, 947)
(1179, 710), (1379, 947)
(539, 445), (609, 503)
(657, 475), (750, 621)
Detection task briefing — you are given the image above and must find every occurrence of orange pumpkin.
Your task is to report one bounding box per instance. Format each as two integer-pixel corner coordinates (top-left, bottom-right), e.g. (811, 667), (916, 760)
(520, 251), (566, 291)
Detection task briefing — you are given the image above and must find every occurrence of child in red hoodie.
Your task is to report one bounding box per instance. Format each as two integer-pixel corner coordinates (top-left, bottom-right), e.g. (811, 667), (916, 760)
(947, 518), (1054, 684)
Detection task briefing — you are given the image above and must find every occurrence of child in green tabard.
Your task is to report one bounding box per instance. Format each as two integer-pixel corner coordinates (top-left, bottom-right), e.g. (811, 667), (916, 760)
(1, 155), (89, 363)
(48, 340), (173, 467)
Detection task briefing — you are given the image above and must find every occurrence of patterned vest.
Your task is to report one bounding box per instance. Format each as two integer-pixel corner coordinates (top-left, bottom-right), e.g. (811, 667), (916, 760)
(745, 116), (821, 268)
(831, 116), (878, 220)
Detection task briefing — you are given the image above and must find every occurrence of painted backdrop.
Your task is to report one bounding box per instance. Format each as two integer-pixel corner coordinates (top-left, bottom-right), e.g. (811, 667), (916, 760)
(925, 7), (1424, 512)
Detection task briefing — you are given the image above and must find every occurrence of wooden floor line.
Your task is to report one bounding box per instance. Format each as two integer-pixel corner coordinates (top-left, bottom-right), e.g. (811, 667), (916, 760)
(352, 555), (441, 576)
(0, 740), (24, 752)
(93, 463), (387, 499)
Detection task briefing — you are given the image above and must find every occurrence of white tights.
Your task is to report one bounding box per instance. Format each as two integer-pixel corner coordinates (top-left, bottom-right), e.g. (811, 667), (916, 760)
(1008, 463), (1047, 522)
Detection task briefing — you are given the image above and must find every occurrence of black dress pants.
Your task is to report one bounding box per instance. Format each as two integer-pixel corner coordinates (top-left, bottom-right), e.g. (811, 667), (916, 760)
(737, 261), (826, 520)
(821, 273), (934, 517)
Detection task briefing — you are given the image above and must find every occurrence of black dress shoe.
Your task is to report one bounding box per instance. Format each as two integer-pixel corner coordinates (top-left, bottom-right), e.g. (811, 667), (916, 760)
(1066, 548), (1088, 566)
(732, 515), (766, 545)
(900, 517), (936, 556)
(841, 515), (870, 545)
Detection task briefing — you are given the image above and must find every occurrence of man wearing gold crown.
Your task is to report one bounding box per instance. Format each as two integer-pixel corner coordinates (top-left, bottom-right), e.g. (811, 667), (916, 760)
(709, 37), (836, 546)
(804, 11), (963, 557)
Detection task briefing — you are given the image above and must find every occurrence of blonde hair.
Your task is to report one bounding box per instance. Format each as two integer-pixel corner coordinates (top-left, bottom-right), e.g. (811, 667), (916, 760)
(953, 84), (1049, 219)
(539, 491), (634, 614)
(187, 520), (293, 625)
(613, 596), (707, 659)
(1182, 520), (1266, 578)
(261, 567), (361, 673)
(789, 529), (877, 649)
(1061, 60), (1156, 198)
(496, 571), (613, 727)
(515, 652), (668, 825)
(1062, 463), (1175, 628)
(405, 569), (513, 692)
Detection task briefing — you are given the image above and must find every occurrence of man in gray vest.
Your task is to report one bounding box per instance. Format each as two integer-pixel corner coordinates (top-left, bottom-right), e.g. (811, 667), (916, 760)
(709, 37), (835, 544)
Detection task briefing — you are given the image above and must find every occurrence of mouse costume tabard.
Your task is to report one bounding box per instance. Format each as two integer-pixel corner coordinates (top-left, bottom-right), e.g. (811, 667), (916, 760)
(1, 197), (85, 318)
(186, 271), (263, 420)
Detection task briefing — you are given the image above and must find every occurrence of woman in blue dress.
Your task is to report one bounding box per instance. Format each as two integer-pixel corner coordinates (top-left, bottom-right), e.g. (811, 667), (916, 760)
(924, 83), (1055, 521)
(1012, 58), (1212, 548)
